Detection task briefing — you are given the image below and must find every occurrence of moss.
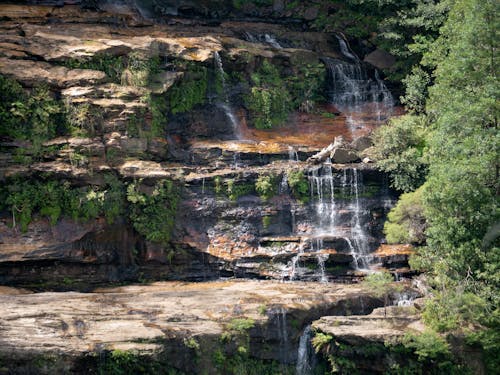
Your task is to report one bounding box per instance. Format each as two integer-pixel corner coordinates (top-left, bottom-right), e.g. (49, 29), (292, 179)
(167, 63), (208, 114)
(224, 179), (255, 201)
(63, 54), (125, 83)
(245, 61), (292, 129)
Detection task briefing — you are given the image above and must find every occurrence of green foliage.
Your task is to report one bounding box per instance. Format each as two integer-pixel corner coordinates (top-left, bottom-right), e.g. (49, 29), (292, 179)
(372, 114), (429, 192)
(380, 2), (500, 371)
(226, 318), (255, 334)
(384, 185), (426, 244)
(0, 77), (67, 150)
(126, 179), (179, 244)
(224, 179), (254, 201)
(245, 60), (292, 129)
(66, 102), (103, 137)
(122, 52), (162, 87)
(63, 54), (125, 82)
(311, 332), (332, 353)
(422, 290), (488, 333)
(0, 75), (28, 139)
(286, 63), (326, 113)
(401, 331), (450, 362)
(148, 93), (168, 137)
(2, 176), (125, 232)
(255, 174), (277, 201)
(167, 64), (208, 114)
(183, 337), (200, 351)
(362, 271), (402, 315)
(287, 170), (309, 203)
(400, 66), (431, 114)
(94, 349), (181, 375)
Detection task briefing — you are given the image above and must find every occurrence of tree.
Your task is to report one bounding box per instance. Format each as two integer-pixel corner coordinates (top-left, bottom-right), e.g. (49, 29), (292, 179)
(372, 114), (429, 192)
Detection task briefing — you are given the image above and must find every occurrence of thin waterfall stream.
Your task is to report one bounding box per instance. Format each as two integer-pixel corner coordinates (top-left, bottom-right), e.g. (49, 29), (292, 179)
(214, 51), (242, 139)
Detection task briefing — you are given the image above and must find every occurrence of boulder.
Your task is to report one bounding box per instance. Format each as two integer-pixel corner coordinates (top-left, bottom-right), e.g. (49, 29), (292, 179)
(364, 48), (396, 70)
(303, 6), (319, 21)
(351, 136), (373, 151)
(330, 147), (359, 163)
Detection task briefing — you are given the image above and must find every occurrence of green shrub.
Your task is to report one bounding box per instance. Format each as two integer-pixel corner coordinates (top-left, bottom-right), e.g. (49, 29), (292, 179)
(311, 332), (332, 353)
(255, 174), (277, 201)
(126, 179), (179, 244)
(400, 330), (450, 362)
(2, 176), (125, 231)
(224, 179), (254, 201)
(167, 64), (208, 114)
(286, 63), (326, 112)
(66, 102), (103, 136)
(372, 114), (429, 192)
(245, 60), (292, 129)
(384, 185), (426, 244)
(287, 170), (309, 203)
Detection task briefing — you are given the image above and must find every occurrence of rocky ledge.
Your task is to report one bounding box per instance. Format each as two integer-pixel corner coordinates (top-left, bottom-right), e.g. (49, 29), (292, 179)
(0, 280), (383, 373)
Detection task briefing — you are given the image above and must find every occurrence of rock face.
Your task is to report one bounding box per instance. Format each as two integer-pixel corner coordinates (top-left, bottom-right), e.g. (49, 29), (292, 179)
(0, 3), (405, 289)
(312, 305), (425, 373)
(0, 4), (422, 373)
(0, 280), (383, 373)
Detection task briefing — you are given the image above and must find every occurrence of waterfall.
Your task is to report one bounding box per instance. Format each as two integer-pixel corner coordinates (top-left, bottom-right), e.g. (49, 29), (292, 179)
(213, 51), (242, 139)
(308, 166), (372, 271)
(316, 254), (328, 283)
(323, 57), (394, 126)
(277, 308), (290, 363)
(264, 34), (282, 49)
(335, 34), (358, 61)
(279, 172), (289, 194)
(296, 325), (315, 375)
(350, 169), (371, 269)
(288, 146), (299, 162)
(393, 291), (417, 306)
(243, 32), (283, 49)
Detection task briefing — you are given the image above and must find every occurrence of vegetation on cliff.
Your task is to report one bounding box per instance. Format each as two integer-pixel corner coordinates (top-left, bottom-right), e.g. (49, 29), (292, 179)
(373, 0), (499, 371)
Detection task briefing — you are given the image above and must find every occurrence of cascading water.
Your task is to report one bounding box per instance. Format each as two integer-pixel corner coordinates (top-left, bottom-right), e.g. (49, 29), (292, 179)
(214, 51), (242, 139)
(296, 325), (315, 375)
(288, 146), (299, 162)
(308, 166), (372, 271)
(264, 34), (282, 49)
(335, 33), (358, 61)
(323, 53), (394, 134)
(348, 168), (371, 269)
(324, 58), (394, 119)
(277, 308), (290, 363)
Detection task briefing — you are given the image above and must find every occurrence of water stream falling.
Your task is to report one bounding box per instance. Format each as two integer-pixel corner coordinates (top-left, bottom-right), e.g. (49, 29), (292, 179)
(323, 54), (394, 134)
(309, 166), (372, 271)
(296, 325), (315, 375)
(214, 51), (242, 139)
(277, 308), (290, 363)
(335, 33), (358, 61)
(288, 146), (299, 162)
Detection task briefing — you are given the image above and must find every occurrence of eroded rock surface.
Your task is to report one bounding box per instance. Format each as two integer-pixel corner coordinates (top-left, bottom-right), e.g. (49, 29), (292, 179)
(0, 280), (382, 372)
